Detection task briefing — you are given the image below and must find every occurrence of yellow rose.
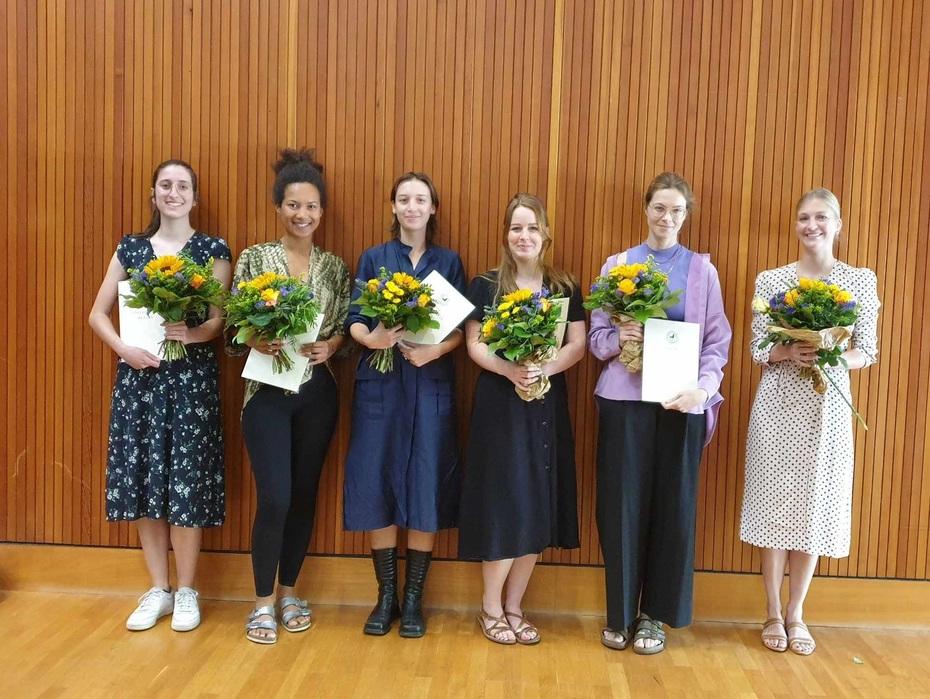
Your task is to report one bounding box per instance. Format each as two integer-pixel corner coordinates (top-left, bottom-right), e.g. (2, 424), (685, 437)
(618, 278), (636, 295)
(260, 288), (279, 307)
(367, 280), (380, 293)
(784, 289), (799, 307)
(798, 278), (814, 291)
(417, 293), (430, 307)
(190, 274), (205, 289)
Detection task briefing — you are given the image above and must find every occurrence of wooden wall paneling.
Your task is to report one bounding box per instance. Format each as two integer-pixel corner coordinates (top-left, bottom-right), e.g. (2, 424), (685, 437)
(0, 0), (8, 545)
(2, 0), (929, 581)
(911, 3), (930, 581)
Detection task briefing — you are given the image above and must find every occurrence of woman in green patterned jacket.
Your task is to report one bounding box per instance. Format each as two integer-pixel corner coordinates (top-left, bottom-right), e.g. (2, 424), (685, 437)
(228, 148), (351, 645)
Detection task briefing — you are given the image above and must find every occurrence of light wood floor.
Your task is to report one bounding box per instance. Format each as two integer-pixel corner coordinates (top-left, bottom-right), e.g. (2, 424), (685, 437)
(2, 591), (929, 698)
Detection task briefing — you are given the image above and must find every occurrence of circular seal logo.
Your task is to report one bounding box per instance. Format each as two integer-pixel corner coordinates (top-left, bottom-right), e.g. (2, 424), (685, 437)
(666, 330), (679, 344)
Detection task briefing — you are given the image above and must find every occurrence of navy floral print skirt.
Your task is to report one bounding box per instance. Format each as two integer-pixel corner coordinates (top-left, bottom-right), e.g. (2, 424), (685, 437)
(105, 344), (225, 527)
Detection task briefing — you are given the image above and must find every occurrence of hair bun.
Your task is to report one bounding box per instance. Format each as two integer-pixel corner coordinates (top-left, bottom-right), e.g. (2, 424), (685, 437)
(272, 147), (324, 174)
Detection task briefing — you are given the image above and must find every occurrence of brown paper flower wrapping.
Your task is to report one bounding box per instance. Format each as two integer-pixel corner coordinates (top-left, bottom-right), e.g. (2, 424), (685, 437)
(767, 325), (853, 393)
(515, 346), (558, 401)
(613, 313), (643, 373)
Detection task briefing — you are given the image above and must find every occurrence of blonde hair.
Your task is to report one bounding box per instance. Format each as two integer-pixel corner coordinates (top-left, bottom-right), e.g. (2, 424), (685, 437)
(796, 188), (841, 219)
(492, 193), (575, 301)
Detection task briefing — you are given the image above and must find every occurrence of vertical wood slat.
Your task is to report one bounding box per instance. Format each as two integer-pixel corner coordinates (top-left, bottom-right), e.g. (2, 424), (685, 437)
(0, 0), (928, 581)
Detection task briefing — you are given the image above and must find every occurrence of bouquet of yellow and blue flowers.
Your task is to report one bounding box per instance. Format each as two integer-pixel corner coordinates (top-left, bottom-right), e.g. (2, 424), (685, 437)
(583, 255), (681, 371)
(480, 287), (563, 401)
(353, 268), (440, 373)
(225, 272), (320, 373)
(754, 277), (866, 428)
(124, 254), (226, 360)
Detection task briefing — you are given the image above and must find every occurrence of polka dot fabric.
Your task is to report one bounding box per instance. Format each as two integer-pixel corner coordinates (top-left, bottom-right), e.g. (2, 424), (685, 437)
(739, 262), (880, 558)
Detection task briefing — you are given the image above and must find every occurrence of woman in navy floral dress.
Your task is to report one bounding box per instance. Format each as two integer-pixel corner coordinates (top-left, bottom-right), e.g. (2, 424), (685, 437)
(89, 159), (231, 633)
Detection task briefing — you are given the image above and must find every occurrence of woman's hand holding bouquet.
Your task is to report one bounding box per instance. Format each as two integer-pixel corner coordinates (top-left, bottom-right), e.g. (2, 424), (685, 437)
(353, 268), (439, 373)
(584, 255), (681, 372)
(754, 277), (867, 429)
(123, 254), (226, 361)
(480, 287), (563, 401)
(225, 272), (321, 374)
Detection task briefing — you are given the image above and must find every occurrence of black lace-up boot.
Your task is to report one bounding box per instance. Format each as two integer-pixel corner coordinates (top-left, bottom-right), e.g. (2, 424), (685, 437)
(364, 547), (401, 635)
(398, 549), (432, 638)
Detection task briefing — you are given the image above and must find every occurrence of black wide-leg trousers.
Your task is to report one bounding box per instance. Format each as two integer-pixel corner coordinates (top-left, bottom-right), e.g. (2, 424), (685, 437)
(596, 397), (706, 631)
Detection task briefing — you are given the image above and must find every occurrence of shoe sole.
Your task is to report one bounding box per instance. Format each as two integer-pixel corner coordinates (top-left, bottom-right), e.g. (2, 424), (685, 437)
(398, 628), (425, 638)
(171, 618), (201, 632)
(127, 612), (172, 631)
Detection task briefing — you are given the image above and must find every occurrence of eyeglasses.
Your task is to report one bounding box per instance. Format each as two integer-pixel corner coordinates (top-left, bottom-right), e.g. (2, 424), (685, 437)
(648, 204), (687, 219)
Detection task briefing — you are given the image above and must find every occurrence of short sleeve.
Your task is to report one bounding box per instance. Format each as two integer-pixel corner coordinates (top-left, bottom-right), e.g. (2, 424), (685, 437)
(329, 255), (352, 338)
(115, 235), (138, 271)
(566, 285), (585, 322)
(209, 236), (232, 262)
(466, 274), (495, 322)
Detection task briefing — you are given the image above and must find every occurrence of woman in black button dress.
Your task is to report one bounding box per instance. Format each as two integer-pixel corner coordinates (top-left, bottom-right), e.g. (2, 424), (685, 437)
(458, 193), (586, 645)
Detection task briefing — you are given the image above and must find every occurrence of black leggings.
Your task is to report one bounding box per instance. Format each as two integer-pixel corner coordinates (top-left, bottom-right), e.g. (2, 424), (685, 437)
(242, 369), (338, 597)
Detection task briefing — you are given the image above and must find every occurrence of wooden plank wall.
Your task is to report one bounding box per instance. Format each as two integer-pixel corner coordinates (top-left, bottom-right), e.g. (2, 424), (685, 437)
(1, 0), (928, 580)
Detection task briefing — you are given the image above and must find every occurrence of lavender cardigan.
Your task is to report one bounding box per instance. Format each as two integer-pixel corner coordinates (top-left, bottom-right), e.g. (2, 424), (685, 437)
(588, 249), (732, 446)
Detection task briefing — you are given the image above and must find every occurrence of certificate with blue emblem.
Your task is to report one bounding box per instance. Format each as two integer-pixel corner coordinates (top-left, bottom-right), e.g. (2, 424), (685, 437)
(641, 319), (700, 403)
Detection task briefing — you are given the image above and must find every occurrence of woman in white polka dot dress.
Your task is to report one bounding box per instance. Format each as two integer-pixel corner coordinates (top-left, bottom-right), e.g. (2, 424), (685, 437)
(739, 188), (880, 656)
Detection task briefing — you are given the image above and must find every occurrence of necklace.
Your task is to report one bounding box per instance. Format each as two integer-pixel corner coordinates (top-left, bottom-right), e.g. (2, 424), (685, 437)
(281, 241), (314, 282)
(650, 243), (685, 276)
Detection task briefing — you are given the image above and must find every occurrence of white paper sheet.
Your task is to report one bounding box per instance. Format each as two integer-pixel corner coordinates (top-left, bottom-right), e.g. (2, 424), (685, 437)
(641, 318), (700, 403)
(241, 313), (325, 392)
(552, 297), (570, 348)
(117, 280), (166, 359)
(400, 270), (475, 345)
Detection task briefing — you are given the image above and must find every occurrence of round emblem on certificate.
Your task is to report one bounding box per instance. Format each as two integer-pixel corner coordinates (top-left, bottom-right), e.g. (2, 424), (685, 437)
(666, 330), (679, 344)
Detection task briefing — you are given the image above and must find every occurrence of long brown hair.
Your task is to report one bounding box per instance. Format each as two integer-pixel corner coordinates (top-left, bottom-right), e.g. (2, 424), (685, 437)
(492, 193), (575, 301)
(134, 159), (199, 238)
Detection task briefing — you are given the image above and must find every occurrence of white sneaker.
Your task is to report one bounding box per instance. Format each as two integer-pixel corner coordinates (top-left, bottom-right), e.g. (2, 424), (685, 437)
(126, 587), (174, 631)
(171, 587), (201, 631)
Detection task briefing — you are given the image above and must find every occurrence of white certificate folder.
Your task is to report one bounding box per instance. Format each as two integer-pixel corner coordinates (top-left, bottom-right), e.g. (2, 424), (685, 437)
(117, 280), (166, 359)
(641, 319), (700, 403)
(241, 313), (324, 392)
(401, 270), (474, 345)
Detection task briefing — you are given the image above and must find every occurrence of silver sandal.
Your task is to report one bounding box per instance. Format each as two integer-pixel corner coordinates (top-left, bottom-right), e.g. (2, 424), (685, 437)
(277, 597), (312, 633)
(245, 605), (277, 645)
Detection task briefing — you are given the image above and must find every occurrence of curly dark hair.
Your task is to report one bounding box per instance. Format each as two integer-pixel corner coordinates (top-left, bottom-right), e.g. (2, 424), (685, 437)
(272, 148), (327, 207)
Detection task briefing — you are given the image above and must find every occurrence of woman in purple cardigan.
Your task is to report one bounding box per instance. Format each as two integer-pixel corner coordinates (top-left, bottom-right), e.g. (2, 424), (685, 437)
(588, 172), (731, 654)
